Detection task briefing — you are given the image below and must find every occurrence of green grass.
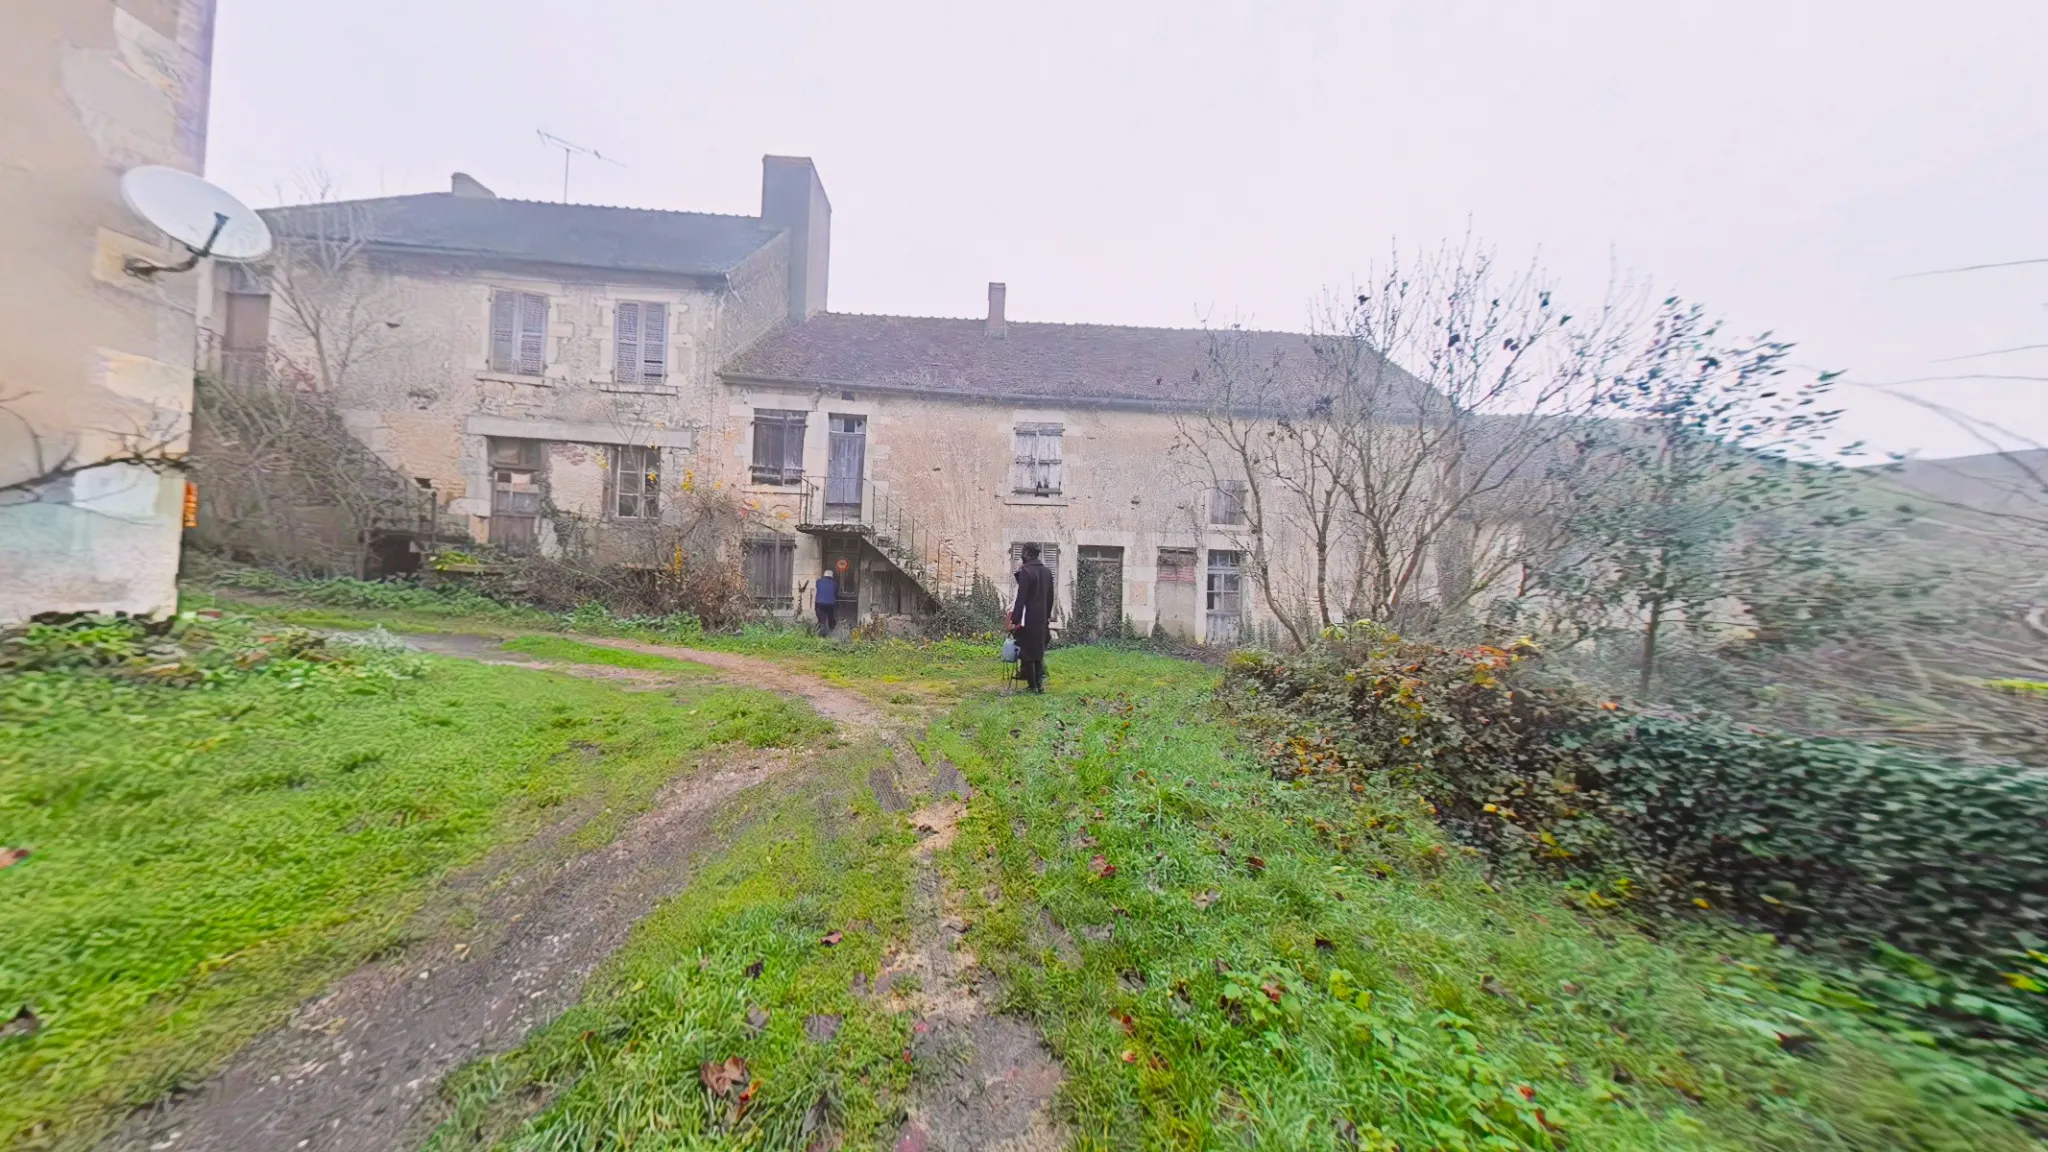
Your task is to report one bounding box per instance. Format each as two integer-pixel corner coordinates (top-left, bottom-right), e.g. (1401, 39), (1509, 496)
(0, 651), (822, 1150)
(925, 649), (2042, 1151)
(421, 742), (915, 1151)
(501, 635), (713, 675)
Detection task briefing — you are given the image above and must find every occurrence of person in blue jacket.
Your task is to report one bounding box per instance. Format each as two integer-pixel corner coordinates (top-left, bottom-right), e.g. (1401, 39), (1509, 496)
(814, 567), (838, 637)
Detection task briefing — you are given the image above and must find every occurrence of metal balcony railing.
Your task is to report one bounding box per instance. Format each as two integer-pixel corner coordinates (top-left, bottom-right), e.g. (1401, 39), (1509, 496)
(798, 476), (971, 604)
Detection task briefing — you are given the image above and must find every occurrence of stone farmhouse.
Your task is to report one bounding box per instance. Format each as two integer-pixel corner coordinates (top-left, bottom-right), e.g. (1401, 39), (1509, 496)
(216, 157), (1441, 643)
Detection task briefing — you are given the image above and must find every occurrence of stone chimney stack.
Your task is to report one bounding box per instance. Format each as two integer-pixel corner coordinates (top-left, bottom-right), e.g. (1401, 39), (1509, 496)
(986, 282), (1007, 337)
(760, 156), (832, 322)
(450, 172), (496, 198)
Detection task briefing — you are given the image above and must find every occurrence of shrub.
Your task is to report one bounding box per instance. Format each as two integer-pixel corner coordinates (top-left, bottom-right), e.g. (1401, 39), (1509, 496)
(0, 612), (419, 690)
(1221, 627), (2048, 983)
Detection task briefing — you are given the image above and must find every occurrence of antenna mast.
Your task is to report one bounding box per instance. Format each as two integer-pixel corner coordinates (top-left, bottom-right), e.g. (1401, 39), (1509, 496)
(535, 130), (626, 202)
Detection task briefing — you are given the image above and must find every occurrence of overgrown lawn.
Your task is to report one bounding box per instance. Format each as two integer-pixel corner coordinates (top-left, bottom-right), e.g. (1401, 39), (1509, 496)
(0, 648), (813, 1150)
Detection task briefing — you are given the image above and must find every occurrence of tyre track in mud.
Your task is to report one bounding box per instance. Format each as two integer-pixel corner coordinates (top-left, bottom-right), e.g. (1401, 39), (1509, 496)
(102, 634), (1065, 1152)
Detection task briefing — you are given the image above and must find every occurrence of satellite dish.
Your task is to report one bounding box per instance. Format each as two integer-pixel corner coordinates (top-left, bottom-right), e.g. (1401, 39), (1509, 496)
(119, 165), (272, 277)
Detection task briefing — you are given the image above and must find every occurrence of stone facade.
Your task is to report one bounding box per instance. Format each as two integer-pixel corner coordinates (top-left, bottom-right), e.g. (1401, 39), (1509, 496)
(0, 0), (219, 623)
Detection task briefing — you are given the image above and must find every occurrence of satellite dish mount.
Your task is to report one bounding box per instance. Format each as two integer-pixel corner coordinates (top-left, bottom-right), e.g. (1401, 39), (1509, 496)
(125, 211), (229, 278)
(118, 165), (273, 279)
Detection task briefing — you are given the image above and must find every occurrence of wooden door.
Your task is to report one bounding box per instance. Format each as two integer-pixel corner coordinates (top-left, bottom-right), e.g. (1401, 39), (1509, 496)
(489, 438), (543, 554)
(826, 415), (866, 519)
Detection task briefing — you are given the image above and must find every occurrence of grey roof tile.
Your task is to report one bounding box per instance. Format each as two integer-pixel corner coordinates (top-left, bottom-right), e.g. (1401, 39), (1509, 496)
(723, 312), (1431, 412)
(260, 193), (782, 277)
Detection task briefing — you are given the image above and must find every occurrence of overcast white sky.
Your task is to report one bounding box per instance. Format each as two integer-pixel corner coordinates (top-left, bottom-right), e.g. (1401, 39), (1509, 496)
(207, 0), (2048, 460)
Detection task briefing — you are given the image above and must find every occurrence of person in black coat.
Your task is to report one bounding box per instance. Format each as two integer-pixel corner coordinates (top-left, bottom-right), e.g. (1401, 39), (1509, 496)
(1010, 544), (1055, 693)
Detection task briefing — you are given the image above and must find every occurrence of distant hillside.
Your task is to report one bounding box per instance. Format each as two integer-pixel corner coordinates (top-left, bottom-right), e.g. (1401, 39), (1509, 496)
(1866, 448), (2048, 522)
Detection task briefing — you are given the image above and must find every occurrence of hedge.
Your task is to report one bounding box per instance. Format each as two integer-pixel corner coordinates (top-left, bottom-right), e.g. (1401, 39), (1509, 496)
(1222, 630), (2048, 980)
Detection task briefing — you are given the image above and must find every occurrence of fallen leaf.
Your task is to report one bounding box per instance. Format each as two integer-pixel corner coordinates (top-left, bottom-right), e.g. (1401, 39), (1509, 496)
(1517, 1084), (1536, 1101)
(1192, 890), (1220, 910)
(1089, 854), (1117, 879)
(1314, 937), (1334, 952)
(738, 1078), (759, 1107)
(1261, 982), (1285, 1003)
(745, 1005), (770, 1034)
(700, 1056), (747, 1098)
(0, 848), (27, 869)
(1480, 975), (1514, 1001)
(822, 931), (843, 947)
(1560, 981), (1582, 995)
(745, 959), (764, 979)
(1115, 1013), (1135, 1034)
(1, 1007), (40, 1039)
(1245, 855), (1267, 874)
(1120, 1049), (1138, 1064)
(805, 1014), (843, 1043)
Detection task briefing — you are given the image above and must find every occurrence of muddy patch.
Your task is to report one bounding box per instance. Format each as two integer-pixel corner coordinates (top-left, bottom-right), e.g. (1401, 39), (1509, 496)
(891, 753), (1067, 1152)
(576, 637), (886, 728)
(102, 750), (795, 1152)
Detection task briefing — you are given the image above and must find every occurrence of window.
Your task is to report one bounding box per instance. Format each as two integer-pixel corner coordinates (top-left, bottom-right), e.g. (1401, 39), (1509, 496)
(1010, 541), (1061, 599)
(1157, 547), (1197, 584)
(489, 290), (549, 376)
(1210, 480), (1248, 525)
(609, 445), (660, 520)
(751, 409), (807, 484)
(1012, 423), (1064, 494)
(612, 301), (669, 385)
(744, 536), (796, 604)
(1205, 550), (1243, 614)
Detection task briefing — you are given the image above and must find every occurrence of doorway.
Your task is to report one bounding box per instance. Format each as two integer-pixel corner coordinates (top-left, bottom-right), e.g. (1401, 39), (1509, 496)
(1075, 545), (1125, 639)
(826, 415), (866, 521)
(488, 438), (544, 554)
(1205, 549), (1243, 645)
(821, 534), (862, 629)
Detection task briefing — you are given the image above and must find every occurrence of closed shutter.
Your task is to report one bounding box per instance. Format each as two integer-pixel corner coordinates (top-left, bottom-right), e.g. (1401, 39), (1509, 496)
(516, 293), (548, 375)
(1040, 427), (1063, 493)
(613, 302), (641, 383)
(640, 302), (667, 382)
(1010, 542), (1061, 616)
(489, 291), (517, 371)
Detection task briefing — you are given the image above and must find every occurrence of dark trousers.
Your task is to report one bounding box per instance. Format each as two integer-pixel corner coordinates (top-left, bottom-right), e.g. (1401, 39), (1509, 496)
(816, 603), (837, 636)
(1015, 626), (1049, 692)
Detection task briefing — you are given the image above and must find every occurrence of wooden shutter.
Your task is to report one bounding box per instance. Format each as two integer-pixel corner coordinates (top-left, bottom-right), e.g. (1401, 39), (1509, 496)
(613, 302), (641, 383)
(782, 412), (806, 474)
(516, 293), (548, 375)
(640, 303), (667, 382)
(1041, 427), (1063, 492)
(489, 291), (517, 371)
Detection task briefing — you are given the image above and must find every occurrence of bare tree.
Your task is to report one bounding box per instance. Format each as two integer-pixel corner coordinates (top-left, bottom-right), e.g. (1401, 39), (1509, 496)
(1172, 242), (1637, 648)
(261, 174), (405, 394)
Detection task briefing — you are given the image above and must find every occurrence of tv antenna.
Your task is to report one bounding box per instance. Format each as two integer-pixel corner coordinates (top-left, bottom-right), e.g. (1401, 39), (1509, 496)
(536, 130), (625, 202)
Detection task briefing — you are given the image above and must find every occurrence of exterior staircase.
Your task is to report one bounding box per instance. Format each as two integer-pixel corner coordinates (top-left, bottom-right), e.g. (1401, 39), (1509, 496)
(796, 477), (977, 607)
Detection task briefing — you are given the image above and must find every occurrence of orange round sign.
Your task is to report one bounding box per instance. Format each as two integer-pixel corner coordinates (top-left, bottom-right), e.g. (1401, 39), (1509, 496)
(835, 558), (849, 573)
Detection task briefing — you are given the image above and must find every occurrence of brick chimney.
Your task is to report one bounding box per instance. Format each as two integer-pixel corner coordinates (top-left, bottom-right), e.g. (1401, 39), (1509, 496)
(986, 282), (1007, 337)
(760, 156), (832, 322)
(450, 172), (496, 198)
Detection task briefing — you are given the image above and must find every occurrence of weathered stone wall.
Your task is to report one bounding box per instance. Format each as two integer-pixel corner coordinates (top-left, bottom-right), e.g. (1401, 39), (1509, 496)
(0, 0), (217, 623)
(257, 236), (791, 554)
(713, 383), (1291, 641)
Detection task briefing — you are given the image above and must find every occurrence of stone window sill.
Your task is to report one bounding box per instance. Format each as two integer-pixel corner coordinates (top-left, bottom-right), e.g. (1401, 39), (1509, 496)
(597, 380), (678, 395)
(476, 371), (551, 387)
(1004, 493), (1069, 508)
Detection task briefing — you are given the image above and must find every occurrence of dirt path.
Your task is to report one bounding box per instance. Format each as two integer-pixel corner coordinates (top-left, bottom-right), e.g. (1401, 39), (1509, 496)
(101, 633), (1059, 1152)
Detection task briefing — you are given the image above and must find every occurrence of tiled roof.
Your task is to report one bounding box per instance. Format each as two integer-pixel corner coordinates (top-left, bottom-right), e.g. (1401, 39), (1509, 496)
(259, 194), (782, 278)
(723, 312), (1431, 413)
